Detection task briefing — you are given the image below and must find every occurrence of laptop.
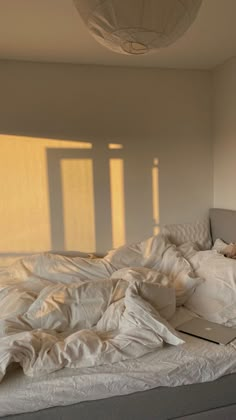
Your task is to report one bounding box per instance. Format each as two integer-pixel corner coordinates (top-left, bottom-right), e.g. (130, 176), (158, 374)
(176, 318), (236, 345)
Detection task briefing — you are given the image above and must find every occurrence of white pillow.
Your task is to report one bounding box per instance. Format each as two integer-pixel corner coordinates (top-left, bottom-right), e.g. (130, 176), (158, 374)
(212, 238), (228, 252)
(185, 249), (236, 325)
(161, 218), (212, 250)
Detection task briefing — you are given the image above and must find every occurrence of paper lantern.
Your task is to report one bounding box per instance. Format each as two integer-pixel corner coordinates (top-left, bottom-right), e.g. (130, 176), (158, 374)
(73, 0), (202, 55)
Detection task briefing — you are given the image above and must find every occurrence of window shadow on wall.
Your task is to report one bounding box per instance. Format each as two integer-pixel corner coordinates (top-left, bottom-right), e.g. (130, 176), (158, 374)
(0, 135), (160, 257)
(47, 142), (160, 253)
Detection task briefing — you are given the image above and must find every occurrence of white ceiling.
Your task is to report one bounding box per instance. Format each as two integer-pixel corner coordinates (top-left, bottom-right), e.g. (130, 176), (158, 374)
(0, 0), (235, 69)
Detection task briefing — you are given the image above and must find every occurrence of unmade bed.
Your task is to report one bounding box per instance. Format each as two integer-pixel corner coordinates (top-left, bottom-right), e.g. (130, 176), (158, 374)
(1, 208), (236, 420)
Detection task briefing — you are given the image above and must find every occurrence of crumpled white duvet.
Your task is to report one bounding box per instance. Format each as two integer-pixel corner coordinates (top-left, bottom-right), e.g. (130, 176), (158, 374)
(0, 234), (196, 383)
(1, 235), (236, 417)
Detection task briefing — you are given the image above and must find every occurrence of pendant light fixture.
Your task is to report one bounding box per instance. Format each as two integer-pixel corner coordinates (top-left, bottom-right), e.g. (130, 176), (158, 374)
(73, 0), (202, 55)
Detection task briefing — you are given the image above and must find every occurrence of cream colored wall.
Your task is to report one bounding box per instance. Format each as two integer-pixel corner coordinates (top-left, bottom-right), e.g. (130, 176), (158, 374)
(0, 61), (213, 254)
(213, 57), (236, 209)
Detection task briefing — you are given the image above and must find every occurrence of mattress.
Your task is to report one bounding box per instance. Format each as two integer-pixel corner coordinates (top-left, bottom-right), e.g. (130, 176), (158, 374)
(2, 373), (236, 420)
(1, 308), (236, 419)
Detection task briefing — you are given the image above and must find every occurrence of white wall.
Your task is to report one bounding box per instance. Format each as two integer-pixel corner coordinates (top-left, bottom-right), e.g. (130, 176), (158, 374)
(0, 60), (213, 254)
(213, 57), (236, 209)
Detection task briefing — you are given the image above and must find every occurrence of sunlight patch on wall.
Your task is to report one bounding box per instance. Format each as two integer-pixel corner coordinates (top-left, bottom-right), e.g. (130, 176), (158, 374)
(61, 159), (96, 252)
(0, 135), (93, 150)
(0, 135), (93, 253)
(0, 134), (160, 254)
(108, 143), (123, 150)
(152, 158), (160, 235)
(109, 159), (126, 248)
(46, 139), (92, 149)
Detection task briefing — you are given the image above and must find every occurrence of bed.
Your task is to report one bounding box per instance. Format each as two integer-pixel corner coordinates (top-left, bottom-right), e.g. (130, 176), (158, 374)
(1, 208), (236, 420)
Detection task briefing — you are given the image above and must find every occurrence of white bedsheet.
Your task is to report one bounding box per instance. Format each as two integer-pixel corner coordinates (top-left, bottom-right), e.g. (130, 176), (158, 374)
(1, 307), (236, 417)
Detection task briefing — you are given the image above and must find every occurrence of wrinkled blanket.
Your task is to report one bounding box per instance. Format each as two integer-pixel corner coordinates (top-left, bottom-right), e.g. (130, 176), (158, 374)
(0, 235), (201, 382)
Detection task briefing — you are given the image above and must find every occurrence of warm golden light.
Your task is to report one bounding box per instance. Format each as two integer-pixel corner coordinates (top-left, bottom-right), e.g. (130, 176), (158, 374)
(61, 159), (96, 252)
(109, 159), (126, 248)
(0, 135), (92, 149)
(0, 134), (160, 255)
(0, 135), (93, 252)
(108, 143), (123, 150)
(152, 158), (160, 235)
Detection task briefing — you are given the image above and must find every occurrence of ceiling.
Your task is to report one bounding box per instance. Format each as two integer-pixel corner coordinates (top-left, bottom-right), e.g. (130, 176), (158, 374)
(0, 0), (235, 69)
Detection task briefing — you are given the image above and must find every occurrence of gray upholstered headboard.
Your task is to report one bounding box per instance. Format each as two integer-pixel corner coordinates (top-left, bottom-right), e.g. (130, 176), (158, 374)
(210, 208), (236, 244)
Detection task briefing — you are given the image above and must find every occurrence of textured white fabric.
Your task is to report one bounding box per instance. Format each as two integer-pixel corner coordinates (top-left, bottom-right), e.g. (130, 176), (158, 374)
(0, 279), (181, 381)
(0, 244), (188, 384)
(104, 233), (171, 269)
(111, 268), (175, 320)
(0, 252), (92, 269)
(1, 307), (236, 418)
(212, 238), (228, 252)
(111, 265), (201, 308)
(105, 235), (202, 305)
(161, 219), (212, 250)
(183, 247), (236, 325)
